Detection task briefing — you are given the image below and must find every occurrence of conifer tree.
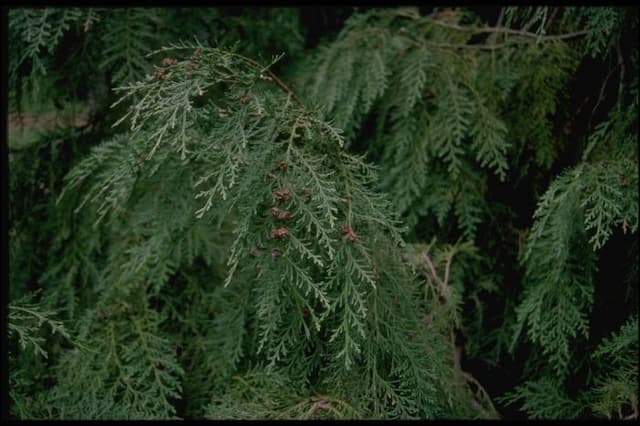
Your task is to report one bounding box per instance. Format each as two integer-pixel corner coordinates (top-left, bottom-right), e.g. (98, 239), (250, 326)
(6, 6), (638, 420)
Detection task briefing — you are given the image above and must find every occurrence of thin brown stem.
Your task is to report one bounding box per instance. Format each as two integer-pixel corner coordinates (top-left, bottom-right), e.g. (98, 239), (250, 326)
(587, 62), (617, 133)
(622, 396), (638, 420)
(426, 17), (588, 41)
(487, 7), (505, 45)
(495, 7), (505, 29)
(461, 370), (500, 418)
(443, 249), (454, 288)
(521, 7), (542, 33)
(232, 53), (304, 107)
(421, 251), (443, 287)
(397, 14), (586, 52)
(425, 30), (586, 51)
(544, 7), (559, 34)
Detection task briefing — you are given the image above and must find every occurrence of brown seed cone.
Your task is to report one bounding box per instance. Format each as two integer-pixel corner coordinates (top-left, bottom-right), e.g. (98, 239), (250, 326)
(341, 223), (358, 242)
(273, 189), (292, 202)
(153, 69), (166, 80)
(270, 227), (289, 239)
(161, 57), (178, 67)
(271, 207), (291, 220)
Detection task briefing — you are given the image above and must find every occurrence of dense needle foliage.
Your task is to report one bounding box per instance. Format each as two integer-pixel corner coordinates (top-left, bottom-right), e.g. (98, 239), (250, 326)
(5, 6), (638, 420)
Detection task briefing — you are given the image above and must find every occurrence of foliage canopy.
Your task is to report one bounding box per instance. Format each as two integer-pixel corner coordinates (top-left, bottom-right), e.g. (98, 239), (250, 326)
(6, 6), (638, 420)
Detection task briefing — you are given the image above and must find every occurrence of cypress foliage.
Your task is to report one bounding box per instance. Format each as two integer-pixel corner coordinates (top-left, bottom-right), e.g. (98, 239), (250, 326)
(7, 6), (638, 420)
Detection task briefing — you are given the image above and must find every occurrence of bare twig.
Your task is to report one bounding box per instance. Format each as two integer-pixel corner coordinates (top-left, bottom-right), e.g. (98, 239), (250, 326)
(573, 95), (591, 121)
(428, 41), (507, 50)
(486, 7), (505, 45)
(266, 72), (304, 107)
(230, 52), (304, 107)
(587, 62), (617, 133)
(451, 325), (499, 418)
(544, 7), (559, 34)
(426, 16), (588, 41)
(421, 251), (443, 287)
(443, 250), (454, 288)
(521, 6), (542, 33)
(622, 396), (638, 420)
(462, 370), (500, 418)
(425, 31), (586, 51)
(399, 13), (587, 53)
(495, 7), (505, 29)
